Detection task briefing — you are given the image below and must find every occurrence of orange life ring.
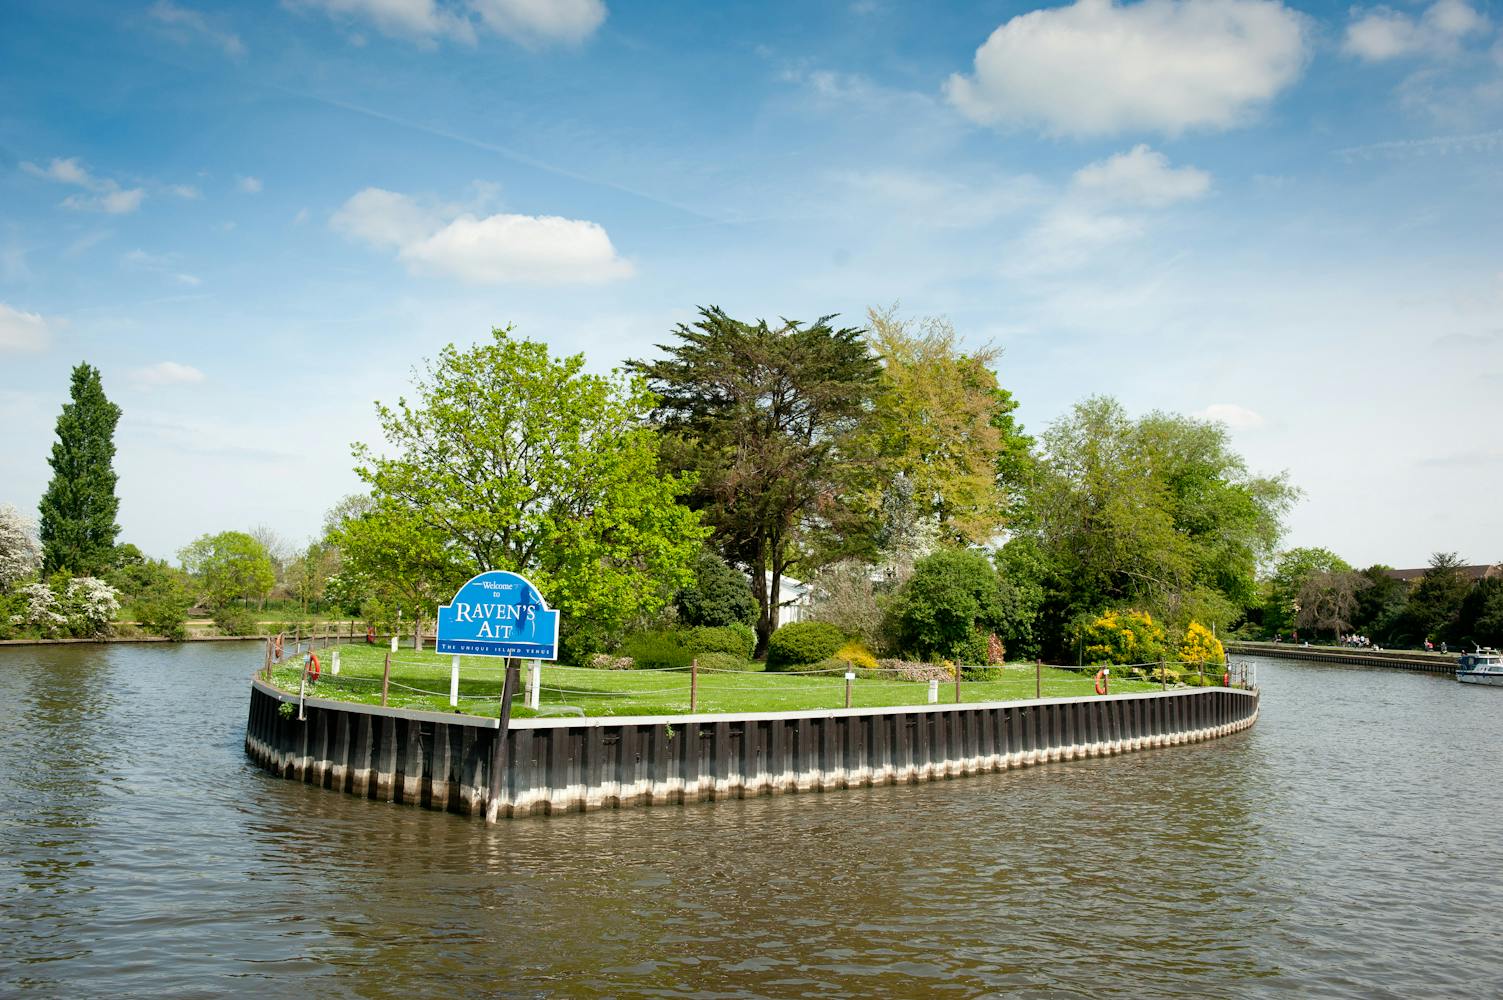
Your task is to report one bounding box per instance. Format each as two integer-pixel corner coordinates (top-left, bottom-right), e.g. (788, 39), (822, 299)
(273, 635), (283, 659)
(306, 652), (320, 682)
(1094, 668), (1109, 695)
(1222, 672), (1230, 688)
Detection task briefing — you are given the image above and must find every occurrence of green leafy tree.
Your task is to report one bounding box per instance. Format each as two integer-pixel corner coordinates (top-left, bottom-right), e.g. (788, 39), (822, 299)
(630, 306), (882, 654)
(39, 363), (121, 575)
(860, 306), (1012, 545)
(675, 550), (757, 627)
(889, 548), (1022, 661)
(1454, 576), (1503, 649)
(1352, 565), (1408, 641)
(1404, 552), (1472, 643)
(1011, 397), (1294, 655)
(179, 531), (276, 611)
(1295, 569), (1368, 642)
(345, 327), (705, 651)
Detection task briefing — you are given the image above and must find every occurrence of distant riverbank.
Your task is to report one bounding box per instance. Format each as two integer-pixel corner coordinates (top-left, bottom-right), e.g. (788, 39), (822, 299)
(1228, 640), (1454, 674)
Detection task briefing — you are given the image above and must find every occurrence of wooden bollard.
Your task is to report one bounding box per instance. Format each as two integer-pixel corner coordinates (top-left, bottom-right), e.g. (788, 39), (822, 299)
(1035, 659), (1042, 699)
(955, 664), (962, 704)
(689, 658), (698, 713)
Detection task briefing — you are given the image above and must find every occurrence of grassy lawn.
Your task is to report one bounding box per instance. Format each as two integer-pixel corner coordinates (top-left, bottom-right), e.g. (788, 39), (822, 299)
(264, 643), (1167, 719)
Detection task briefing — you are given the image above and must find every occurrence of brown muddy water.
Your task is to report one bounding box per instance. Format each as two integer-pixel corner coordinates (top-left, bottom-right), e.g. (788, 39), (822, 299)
(2, 644), (1499, 998)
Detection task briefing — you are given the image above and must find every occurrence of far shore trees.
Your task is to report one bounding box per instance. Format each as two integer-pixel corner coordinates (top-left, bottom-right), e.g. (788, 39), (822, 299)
(179, 531), (276, 634)
(630, 307), (883, 655)
(39, 363), (122, 576)
(338, 327), (705, 659)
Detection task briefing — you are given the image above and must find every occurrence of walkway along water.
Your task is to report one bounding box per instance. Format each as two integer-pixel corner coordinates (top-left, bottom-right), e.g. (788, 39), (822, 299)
(1227, 641), (1454, 674)
(243, 675), (1260, 820)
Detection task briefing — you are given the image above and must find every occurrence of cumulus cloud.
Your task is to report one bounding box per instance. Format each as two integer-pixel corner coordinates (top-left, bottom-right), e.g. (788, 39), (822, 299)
(21, 157), (146, 214)
(0, 303), (54, 353)
(945, 0), (1308, 136)
(1344, 0), (1490, 61)
(148, 0), (246, 58)
(1007, 146), (1209, 274)
(1195, 403), (1266, 428)
(331, 187), (632, 284)
(291, 0), (605, 46)
(129, 361), (207, 388)
(237, 175), (263, 194)
(1071, 144), (1211, 206)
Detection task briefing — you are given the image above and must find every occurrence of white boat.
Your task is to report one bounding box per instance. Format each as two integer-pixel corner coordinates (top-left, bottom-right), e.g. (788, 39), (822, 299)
(1456, 648), (1503, 685)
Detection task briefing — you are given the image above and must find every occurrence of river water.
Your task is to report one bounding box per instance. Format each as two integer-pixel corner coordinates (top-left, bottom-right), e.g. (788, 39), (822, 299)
(1, 643), (1499, 998)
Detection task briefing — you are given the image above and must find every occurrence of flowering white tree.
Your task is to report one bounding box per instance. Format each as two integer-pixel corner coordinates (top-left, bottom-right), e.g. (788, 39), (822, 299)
(0, 504), (42, 591)
(65, 577), (120, 637)
(12, 582), (66, 636)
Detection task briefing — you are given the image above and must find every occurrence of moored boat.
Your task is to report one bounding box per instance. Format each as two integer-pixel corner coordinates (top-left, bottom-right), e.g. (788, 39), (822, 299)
(1456, 648), (1503, 686)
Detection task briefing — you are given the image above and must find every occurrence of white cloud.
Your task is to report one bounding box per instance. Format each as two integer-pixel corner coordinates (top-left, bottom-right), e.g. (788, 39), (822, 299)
(21, 157), (146, 214)
(170, 183), (202, 199)
(471, 0), (606, 45)
(1071, 145), (1211, 207)
(148, 0), (246, 58)
(1006, 146), (1209, 274)
(291, 0), (604, 46)
(1196, 403), (1266, 429)
(831, 168), (1042, 228)
(123, 249), (201, 287)
(945, 0), (1308, 136)
(0, 303), (54, 353)
(129, 361), (207, 388)
(332, 187), (632, 284)
(237, 175), (263, 194)
(1344, 1), (1490, 61)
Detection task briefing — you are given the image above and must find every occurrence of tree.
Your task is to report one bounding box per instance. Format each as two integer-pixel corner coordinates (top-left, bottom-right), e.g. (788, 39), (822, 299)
(1263, 547), (1351, 637)
(345, 327), (705, 651)
(1404, 552), (1472, 643)
(179, 531), (276, 610)
(1012, 397), (1294, 655)
(39, 363), (121, 575)
(1352, 564), (1408, 641)
(860, 306), (1011, 545)
(1295, 569), (1368, 641)
(1454, 576), (1503, 649)
(675, 550), (757, 627)
(889, 548), (1014, 661)
(630, 306), (883, 654)
(285, 541), (340, 614)
(0, 504), (42, 592)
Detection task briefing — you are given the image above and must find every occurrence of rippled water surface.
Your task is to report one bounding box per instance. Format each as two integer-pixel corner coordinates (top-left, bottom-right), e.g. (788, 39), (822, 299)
(2, 644), (1501, 997)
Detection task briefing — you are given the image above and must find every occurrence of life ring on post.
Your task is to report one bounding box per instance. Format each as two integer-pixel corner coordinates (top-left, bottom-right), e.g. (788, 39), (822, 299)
(1222, 672), (1230, 688)
(273, 634), (283, 660)
(365, 625), (375, 644)
(306, 652), (320, 682)
(1094, 668), (1109, 695)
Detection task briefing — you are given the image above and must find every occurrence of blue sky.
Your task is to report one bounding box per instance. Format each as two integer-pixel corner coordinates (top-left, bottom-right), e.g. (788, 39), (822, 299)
(2, 0), (1500, 568)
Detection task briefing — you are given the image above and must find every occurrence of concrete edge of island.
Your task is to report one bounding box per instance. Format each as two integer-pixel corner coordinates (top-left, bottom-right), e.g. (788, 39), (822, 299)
(245, 675), (1259, 821)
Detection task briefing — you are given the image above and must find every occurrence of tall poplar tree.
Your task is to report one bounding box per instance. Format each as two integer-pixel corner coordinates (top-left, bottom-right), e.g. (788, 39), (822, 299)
(39, 363), (122, 575)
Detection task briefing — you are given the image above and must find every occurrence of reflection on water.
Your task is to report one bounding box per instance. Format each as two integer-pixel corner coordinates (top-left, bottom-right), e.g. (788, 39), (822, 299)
(1, 645), (1500, 997)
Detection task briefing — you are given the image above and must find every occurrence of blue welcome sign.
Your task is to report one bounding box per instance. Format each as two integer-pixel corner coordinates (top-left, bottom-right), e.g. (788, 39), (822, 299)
(435, 571), (560, 660)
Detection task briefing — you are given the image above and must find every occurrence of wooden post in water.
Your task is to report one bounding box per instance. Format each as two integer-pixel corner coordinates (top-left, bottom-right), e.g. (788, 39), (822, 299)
(690, 658), (698, 713)
(380, 650), (392, 707)
(487, 659), (521, 820)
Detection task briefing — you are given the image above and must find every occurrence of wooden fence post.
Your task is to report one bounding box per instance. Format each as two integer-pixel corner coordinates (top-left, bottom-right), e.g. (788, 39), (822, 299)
(380, 650), (391, 707)
(690, 658), (698, 713)
(1035, 659), (1042, 699)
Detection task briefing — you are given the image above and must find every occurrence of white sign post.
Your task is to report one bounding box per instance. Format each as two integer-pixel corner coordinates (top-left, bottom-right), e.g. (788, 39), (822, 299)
(331, 650), (341, 676)
(449, 654), (461, 707)
(927, 678), (939, 704)
(527, 660), (541, 710)
(390, 635), (398, 653)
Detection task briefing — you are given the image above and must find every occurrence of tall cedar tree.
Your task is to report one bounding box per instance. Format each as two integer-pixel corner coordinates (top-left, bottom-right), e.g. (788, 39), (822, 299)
(39, 363), (121, 574)
(631, 307), (882, 654)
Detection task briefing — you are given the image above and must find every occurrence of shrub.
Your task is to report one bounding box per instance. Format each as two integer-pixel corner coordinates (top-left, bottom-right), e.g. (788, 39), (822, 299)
(132, 575), (193, 641)
(618, 629), (693, 669)
(766, 621), (846, 671)
(889, 549), (1013, 661)
(588, 653), (635, 670)
(694, 651), (763, 672)
(1178, 621), (1226, 667)
(1078, 609), (1167, 666)
(675, 551), (757, 627)
(874, 658), (952, 682)
(961, 664), (1004, 681)
(832, 640), (878, 671)
(806, 560), (887, 653)
(11, 582), (67, 636)
(685, 624), (756, 659)
(212, 605), (257, 637)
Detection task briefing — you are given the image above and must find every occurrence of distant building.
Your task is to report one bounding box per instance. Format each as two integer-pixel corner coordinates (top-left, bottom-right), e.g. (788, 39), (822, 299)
(1384, 564), (1501, 585)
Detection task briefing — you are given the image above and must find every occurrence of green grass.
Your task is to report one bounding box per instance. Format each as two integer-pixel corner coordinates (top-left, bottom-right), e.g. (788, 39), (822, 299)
(265, 644), (1167, 719)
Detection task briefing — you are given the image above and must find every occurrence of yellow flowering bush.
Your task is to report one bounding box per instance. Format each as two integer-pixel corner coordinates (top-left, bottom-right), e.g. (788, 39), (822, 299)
(1080, 609), (1167, 666)
(1178, 621), (1225, 667)
(832, 640), (878, 671)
